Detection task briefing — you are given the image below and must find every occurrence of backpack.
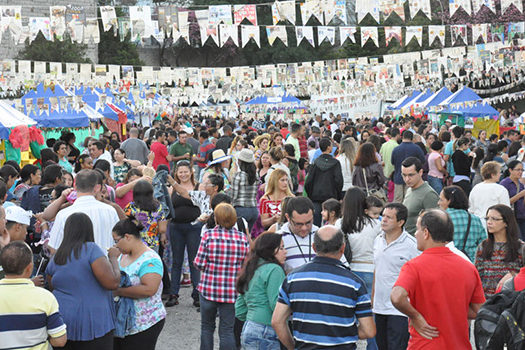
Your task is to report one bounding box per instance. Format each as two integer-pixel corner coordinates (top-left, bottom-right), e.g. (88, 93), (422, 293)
(474, 279), (525, 350)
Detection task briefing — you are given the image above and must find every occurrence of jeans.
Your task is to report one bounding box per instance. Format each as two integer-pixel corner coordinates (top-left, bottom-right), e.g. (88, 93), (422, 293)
(114, 319), (165, 350)
(313, 201), (323, 227)
(169, 221), (202, 300)
(375, 314), (409, 350)
(353, 271), (378, 350)
(200, 295), (236, 350)
(241, 320), (281, 350)
(427, 176), (443, 195)
(235, 206), (258, 233)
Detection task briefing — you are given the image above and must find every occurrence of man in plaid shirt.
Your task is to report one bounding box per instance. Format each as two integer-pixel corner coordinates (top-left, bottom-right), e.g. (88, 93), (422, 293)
(194, 203), (250, 350)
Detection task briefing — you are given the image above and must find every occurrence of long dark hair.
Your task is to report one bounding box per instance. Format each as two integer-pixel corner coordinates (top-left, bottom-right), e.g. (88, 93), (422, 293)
(481, 204), (522, 262)
(133, 180), (160, 212)
(236, 233), (283, 294)
(354, 143), (378, 168)
(54, 213), (94, 265)
(484, 144), (499, 163)
(341, 187), (372, 234)
(75, 154), (91, 173)
(206, 193), (232, 229)
(239, 160), (257, 185)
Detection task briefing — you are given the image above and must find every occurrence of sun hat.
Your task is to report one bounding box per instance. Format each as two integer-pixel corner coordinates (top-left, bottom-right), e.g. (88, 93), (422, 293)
(5, 206), (32, 225)
(208, 149), (233, 166)
(183, 127), (194, 134)
(237, 149), (255, 163)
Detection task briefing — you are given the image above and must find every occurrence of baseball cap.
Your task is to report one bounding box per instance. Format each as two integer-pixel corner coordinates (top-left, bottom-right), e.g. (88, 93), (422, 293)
(5, 206), (32, 225)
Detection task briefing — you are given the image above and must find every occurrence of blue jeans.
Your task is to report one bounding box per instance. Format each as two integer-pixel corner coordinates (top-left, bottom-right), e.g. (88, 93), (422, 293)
(241, 320), (281, 350)
(169, 221), (202, 300)
(427, 176), (443, 195)
(353, 271), (378, 350)
(235, 206), (258, 233)
(200, 295), (236, 350)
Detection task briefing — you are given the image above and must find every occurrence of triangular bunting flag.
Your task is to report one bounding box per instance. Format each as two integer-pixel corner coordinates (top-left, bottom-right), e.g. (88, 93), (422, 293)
(196, 10), (219, 46)
(318, 26), (336, 45)
(356, 0), (380, 23)
(501, 0), (523, 13)
(339, 26), (356, 44)
(408, 0), (432, 19)
(472, 0), (496, 14)
(233, 5), (257, 25)
(381, 0), (405, 21)
(428, 25), (446, 45)
(451, 24), (467, 45)
(360, 26), (378, 46)
(472, 23), (488, 43)
(272, 1), (296, 24)
(384, 26), (402, 46)
(449, 0), (472, 16)
(241, 25), (260, 47)
(491, 24), (505, 42)
(100, 6), (117, 32)
(406, 26), (423, 46)
(296, 26), (315, 46)
(219, 24), (238, 47)
(266, 25), (288, 46)
(300, 0), (323, 24)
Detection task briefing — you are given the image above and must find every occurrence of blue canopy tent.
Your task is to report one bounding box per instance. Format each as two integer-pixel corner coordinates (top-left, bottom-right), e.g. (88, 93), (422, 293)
(387, 95), (408, 110)
(396, 90), (422, 109)
(31, 109), (90, 128)
(421, 87), (452, 108)
(441, 101), (499, 118)
(439, 86), (482, 106)
(0, 101), (37, 139)
(245, 93), (304, 106)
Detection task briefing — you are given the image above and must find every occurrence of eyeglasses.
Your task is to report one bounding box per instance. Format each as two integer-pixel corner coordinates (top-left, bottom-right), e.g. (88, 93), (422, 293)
(290, 218), (313, 228)
(513, 168), (524, 172)
(485, 217), (504, 222)
(114, 237), (123, 244)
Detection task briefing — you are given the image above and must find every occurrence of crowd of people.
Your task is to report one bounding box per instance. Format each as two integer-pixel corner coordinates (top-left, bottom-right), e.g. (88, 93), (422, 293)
(0, 112), (525, 349)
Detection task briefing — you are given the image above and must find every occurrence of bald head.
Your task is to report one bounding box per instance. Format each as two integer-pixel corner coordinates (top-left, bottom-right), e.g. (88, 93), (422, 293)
(418, 209), (454, 243)
(313, 225), (344, 256)
(129, 128), (139, 137)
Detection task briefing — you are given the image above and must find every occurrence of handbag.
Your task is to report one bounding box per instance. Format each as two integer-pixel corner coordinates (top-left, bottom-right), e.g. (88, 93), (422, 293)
(460, 211), (472, 256)
(362, 168), (387, 204)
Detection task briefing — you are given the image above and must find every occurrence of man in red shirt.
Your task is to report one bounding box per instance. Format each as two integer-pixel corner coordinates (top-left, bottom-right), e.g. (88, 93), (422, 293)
(150, 130), (173, 170)
(391, 209), (485, 350)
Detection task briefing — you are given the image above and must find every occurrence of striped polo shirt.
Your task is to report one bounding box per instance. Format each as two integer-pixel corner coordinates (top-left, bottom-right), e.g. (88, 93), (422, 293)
(0, 278), (66, 350)
(278, 256), (372, 349)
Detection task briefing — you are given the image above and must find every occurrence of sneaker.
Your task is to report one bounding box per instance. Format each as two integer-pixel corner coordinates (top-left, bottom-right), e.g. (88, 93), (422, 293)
(180, 279), (191, 287)
(165, 294), (179, 307)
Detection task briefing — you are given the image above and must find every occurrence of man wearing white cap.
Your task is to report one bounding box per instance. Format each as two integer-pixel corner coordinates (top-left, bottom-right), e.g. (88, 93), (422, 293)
(5, 206), (32, 242)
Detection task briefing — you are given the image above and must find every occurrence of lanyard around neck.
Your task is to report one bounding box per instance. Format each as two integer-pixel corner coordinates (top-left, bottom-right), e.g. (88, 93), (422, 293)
(291, 232), (311, 264)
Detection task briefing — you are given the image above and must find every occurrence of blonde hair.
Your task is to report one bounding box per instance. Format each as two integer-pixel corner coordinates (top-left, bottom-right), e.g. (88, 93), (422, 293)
(265, 169), (293, 197)
(481, 161), (501, 180)
(214, 203), (237, 229)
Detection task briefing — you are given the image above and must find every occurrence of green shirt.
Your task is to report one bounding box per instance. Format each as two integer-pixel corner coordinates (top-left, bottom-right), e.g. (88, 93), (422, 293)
(169, 141), (193, 158)
(235, 261), (286, 326)
(403, 182), (439, 234)
(380, 139), (399, 178)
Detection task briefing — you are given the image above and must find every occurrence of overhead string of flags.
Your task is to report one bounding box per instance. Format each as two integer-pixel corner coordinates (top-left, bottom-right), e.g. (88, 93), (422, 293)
(0, 1), (524, 48)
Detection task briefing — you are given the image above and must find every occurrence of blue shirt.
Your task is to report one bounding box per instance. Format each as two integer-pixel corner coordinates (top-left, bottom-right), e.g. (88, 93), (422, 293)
(46, 242), (115, 341)
(311, 146), (337, 162)
(278, 256), (372, 349)
(391, 142), (425, 184)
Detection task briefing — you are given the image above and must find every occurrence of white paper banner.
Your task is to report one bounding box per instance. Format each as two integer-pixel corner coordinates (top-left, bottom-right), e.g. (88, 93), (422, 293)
(241, 25), (260, 47)
(296, 26), (314, 46)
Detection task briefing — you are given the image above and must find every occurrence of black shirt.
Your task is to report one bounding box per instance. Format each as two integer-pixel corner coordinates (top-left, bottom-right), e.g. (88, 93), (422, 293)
(171, 191), (200, 223)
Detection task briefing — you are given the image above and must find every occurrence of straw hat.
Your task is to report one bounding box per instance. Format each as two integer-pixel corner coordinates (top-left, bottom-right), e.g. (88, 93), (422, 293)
(208, 149), (233, 166)
(237, 149), (255, 163)
(253, 134), (271, 148)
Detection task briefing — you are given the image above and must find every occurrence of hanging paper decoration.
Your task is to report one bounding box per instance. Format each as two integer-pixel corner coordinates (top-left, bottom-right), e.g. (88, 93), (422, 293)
(406, 26), (423, 46)
(233, 5), (257, 25)
(408, 0), (431, 19)
(508, 22), (524, 42)
(208, 5), (233, 26)
(266, 25), (288, 46)
(29, 17), (51, 42)
(472, 23), (488, 43)
(451, 24), (467, 45)
(272, 1), (296, 25)
(118, 18), (130, 41)
(296, 26), (314, 46)
(501, 0), (523, 13)
(0, 6), (22, 43)
(157, 6), (177, 37)
(491, 24), (504, 42)
(318, 26), (335, 45)
(65, 5), (85, 44)
(49, 6), (66, 41)
(219, 24), (238, 47)
(380, 0), (405, 21)
(356, 0), (380, 23)
(196, 10), (219, 46)
(449, 0), (472, 16)
(129, 6), (154, 42)
(333, 0), (348, 24)
(300, 0), (323, 24)
(339, 26), (356, 44)
(83, 18), (100, 44)
(100, 6), (117, 33)
(472, 0), (496, 14)
(428, 25), (445, 45)
(177, 11), (190, 44)
(360, 26), (378, 47)
(241, 24), (260, 47)
(384, 26), (402, 46)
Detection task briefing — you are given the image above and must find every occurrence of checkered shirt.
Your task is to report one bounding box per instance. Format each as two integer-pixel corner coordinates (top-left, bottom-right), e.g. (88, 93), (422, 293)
(194, 226), (250, 303)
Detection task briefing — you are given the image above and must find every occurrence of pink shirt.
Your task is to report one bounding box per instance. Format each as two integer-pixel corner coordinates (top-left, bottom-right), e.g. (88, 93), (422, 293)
(428, 152), (445, 178)
(115, 183), (133, 209)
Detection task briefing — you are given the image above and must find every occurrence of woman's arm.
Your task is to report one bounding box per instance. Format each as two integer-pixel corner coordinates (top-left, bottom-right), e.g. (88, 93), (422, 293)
(124, 159), (142, 167)
(91, 248), (121, 290)
(509, 188), (525, 204)
(114, 273), (162, 298)
(434, 156), (447, 175)
(158, 220), (168, 246)
(115, 179), (139, 198)
(42, 188), (74, 221)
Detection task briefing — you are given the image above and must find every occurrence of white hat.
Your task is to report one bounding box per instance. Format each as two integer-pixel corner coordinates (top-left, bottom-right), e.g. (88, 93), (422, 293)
(208, 149), (233, 166)
(237, 149), (255, 163)
(517, 148), (525, 162)
(183, 127), (193, 134)
(5, 206), (32, 226)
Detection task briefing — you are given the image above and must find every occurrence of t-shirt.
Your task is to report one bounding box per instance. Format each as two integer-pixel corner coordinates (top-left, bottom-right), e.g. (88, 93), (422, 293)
(124, 202), (167, 249)
(427, 152), (445, 179)
(120, 138), (149, 164)
(403, 182), (439, 234)
(150, 141), (170, 170)
(394, 247), (486, 350)
(469, 182), (510, 220)
(169, 142), (193, 158)
(115, 183), (134, 209)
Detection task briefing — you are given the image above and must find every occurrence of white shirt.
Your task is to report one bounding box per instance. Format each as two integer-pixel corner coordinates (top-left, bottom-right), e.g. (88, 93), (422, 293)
(446, 241), (472, 263)
(48, 195), (120, 252)
(373, 230), (420, 316)
(469, 182), (510, 220)
(336, 154), (354, 191)
(94, 150), (115, 178)
(338, 219), (382, 273)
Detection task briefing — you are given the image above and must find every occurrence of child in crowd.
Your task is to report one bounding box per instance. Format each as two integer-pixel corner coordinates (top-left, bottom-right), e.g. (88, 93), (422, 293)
(365, 196), (384, 220)
(321, 198), (342, 226)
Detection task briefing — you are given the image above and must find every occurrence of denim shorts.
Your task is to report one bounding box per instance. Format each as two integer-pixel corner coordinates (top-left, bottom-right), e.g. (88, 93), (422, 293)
(241, 320), (281, 350)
